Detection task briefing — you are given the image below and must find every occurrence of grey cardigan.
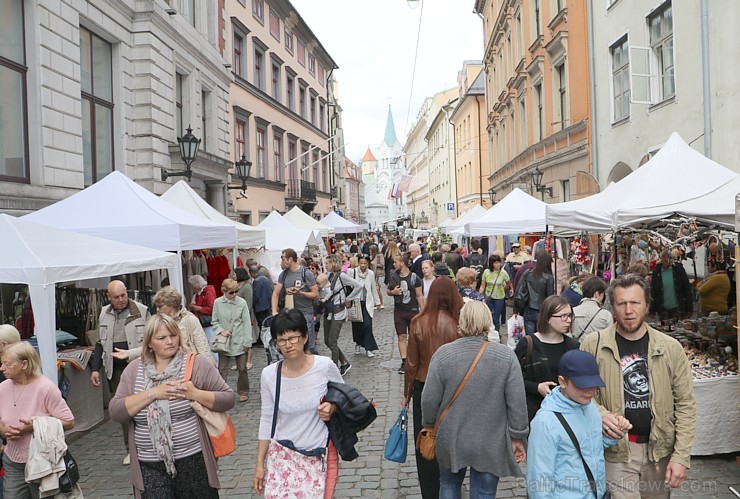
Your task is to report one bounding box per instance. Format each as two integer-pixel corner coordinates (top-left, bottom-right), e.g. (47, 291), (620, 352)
(110, 354), (235, 498)
(421, 336), (528, 477)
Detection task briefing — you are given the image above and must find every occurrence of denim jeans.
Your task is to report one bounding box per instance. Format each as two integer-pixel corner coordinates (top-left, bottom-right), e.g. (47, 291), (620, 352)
(524, 307), (539, 336)
(439, 467), (499, 499)
(488, 298), (506, 330)
(303, 312), (318, 354)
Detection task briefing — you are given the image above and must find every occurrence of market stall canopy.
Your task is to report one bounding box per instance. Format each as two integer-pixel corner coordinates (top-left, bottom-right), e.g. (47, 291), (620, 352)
(442, 204), (488, 234)
(257, 210), (321, 251)
(0, 214), (182, 381)
(320, 211), (362, 234)
(439, 217), (455, 228)
(23, 172), (236, 251)
(283, 206), (335, 238)
(464, 188), (546, 236)
(547, 133), (738, 232)
(161, 180), (266, 248)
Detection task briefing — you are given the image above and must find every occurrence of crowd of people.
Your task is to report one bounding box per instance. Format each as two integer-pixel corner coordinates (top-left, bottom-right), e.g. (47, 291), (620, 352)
(0, 230), (711, 499)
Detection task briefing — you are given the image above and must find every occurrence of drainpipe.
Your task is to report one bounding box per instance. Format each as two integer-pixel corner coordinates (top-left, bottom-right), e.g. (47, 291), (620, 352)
(586, 0), (599, 182)
(700, 0), (712, 158)
(476, 95), (484, 206)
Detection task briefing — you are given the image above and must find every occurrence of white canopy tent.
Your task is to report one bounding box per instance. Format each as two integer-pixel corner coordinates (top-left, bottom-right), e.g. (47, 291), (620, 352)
(23, 171), (237, 250)
(443, 204), (488, 235)
(547, 133), (737, 232)
(0, 215), (182, 381)
(161, 180), (266, 248)
(439, 217), (455, 229)
(464, 188), (547, 236)
(283, 206), (335, 238)
(320, 211), (363, 234)
(257, 210), (321, 251)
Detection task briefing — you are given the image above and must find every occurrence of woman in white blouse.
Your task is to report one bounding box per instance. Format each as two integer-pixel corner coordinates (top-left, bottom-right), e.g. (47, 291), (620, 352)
(347, 254), (382, 357)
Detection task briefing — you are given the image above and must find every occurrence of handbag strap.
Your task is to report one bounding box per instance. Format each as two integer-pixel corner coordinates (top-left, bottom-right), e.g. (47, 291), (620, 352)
(554, 412), (598, 498)
(578, 306), (604, 338)
(183, 352), (196, 382)
(433, 341), (488, 433)
(270, 360), (284, 439)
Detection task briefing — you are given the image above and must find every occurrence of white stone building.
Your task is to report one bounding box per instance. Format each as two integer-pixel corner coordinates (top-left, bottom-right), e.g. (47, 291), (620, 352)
(592, 0), (740, 185)
(0, 0), (232, 216)
(425, 96), (458, 227)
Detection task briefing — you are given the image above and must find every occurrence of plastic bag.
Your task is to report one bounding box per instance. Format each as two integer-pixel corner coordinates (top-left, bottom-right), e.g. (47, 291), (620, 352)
(507, 314), (525, 349)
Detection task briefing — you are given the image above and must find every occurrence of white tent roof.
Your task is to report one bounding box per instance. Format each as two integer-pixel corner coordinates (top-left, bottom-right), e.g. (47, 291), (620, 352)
(439, 217), (455, 228)
(23, 172), (236, 251)
(257, 210), (321, 251)
(283, 206), (335, 237)
(320, 211), (362, 234)
(0, 214), (182, 381)
(547, 133), (738, 232)
(464, 188), (546, 236)
(161, 180), (266, 248)
(443, 204), (488, 234)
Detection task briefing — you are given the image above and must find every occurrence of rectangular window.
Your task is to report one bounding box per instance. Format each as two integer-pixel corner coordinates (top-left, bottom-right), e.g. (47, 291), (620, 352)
(273, 135), (282, 181)
(611, 36), (630, 121)
(310, 95), (316, 125)
(254, 49), (264, 90)
(312, 151), (319, 190)
(649, 1), (674, 100)
(80, 28), (114, 186)
(201, 90), (209, 151)
(308, 54), (315, 76)
(534, 0), (541, 39)
(288, 140), (297, 180)
(269, 10), (280, 41)
(235, 119), (247, 160)
(233, 33), (244, 77)
(253, 0), (264, 23)
(285, 28), (294, 54)
(271, 63), (280, 101)
(518, 98), (526, 149)
(554, 65), (567, 130)
(286, 74), (294, 111)
(561, 179), (570, 202)
(535, 83), (543, 141)
(319, 103), (325, 131)
(256, 127), (266, 178)
(299, 85), (306, 118)
(297, 39), (306, 66)
(186, 0), (196, 27)
(300, 144), (308, 180)
(175, 73), (184, 137)
(0, 0), (28, 181)
(318, 65), (325, 85)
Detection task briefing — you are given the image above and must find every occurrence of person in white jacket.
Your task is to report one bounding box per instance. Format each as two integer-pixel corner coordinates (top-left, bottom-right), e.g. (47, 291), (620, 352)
(346, 255), (382, 357)
(571, 277), (613, 341)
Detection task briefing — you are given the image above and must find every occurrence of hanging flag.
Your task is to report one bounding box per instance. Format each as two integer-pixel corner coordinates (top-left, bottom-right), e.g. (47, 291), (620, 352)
(391, 182), (401, 199)
(399, 175), (412, 193)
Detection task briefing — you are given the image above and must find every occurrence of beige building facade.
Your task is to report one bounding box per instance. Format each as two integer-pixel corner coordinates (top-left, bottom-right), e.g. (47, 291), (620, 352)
(475, 0), (595, 204)
(225, 0), (337, 224)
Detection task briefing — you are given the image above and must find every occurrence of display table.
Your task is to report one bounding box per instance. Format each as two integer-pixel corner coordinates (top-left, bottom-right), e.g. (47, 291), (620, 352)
(692, 375), (740, 455)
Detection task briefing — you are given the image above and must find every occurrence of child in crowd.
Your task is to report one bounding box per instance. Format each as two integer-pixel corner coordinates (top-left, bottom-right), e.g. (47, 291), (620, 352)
(526, 350), (632, 498)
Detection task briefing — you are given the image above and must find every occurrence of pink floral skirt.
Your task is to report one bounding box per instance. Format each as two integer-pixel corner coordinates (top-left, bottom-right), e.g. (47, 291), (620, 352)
(264, 440), (327, 499)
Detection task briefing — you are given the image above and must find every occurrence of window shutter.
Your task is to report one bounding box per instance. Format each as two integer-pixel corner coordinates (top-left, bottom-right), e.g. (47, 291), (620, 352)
(629, 46), (652, 104)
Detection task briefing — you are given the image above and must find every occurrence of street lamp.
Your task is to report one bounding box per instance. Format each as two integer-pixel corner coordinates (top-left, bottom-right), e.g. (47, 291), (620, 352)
(488, 187), (496, 205)
(227, 154), (252, 196)
(531, 166), (552, 200)
(162, 125), (201, 181)
(420, 210), (426, 219)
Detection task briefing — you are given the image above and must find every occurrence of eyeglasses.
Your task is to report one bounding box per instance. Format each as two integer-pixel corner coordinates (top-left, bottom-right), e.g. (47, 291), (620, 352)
(275, 335), (303, 346)
(551, 312), (575, 322)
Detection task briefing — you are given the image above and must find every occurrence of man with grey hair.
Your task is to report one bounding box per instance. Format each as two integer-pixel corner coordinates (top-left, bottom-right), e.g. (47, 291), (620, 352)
(91, 280), (150, 465)
(408, 243), (430, 281)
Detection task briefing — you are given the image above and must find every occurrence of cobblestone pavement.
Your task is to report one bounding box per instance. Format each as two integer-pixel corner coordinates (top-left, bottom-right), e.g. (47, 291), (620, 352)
(69, 295), (739, 498)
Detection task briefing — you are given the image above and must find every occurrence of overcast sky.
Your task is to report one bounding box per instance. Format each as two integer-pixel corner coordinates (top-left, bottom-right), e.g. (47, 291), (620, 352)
(290, 0), (484, 163)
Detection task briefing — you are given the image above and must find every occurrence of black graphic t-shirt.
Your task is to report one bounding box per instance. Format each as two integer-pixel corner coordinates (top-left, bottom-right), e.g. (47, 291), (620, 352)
(616, 333), (652, 437)
(387, 270), (421, 311)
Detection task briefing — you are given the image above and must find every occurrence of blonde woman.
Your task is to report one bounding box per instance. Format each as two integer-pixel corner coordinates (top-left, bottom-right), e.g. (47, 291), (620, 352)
(383, 241), (401, 283)
(421, 301), (527, 497)
(213, 278), (253, 402)
(0, 324), (21, 383)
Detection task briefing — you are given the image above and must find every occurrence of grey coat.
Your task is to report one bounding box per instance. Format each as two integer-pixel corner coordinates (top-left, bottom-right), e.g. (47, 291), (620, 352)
(421, 336), (528, 477)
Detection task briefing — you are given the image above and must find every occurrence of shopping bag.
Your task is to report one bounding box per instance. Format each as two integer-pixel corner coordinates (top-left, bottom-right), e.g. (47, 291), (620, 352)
(347, 299), (364, 323)
(384, 407), (408, 463)
(507, 314), (525, 349)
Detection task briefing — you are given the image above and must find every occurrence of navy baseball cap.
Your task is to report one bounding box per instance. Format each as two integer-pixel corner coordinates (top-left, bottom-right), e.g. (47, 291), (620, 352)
(559, 350), (606, 389)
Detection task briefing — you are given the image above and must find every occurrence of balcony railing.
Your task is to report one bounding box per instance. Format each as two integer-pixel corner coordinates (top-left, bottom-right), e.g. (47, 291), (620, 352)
(285, 179), (316, 201)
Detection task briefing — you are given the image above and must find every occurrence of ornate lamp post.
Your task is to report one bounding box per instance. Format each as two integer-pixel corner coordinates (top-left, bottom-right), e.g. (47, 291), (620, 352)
(488, 187), (497, 205)
(227, 154), (252, 196)
(162, 126), (201, 181)
(531, 166), (553, 201)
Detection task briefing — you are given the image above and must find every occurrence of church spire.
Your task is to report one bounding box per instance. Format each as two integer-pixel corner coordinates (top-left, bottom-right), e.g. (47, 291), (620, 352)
(384, 105), (398, 147)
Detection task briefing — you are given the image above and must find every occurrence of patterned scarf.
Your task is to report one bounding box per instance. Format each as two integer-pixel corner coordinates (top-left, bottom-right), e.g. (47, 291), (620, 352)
(143, 350), (184, 477)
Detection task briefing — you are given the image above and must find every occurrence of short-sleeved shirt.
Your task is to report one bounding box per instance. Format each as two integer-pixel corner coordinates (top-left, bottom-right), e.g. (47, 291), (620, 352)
(279, 266), (316, 314)
(482, 269), (510, 299)
(387, 271), (422, 311)
(616, 333), (652, 436)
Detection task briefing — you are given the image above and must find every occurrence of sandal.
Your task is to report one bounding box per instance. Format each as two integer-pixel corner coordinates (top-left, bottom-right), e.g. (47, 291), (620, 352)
(239, 395), (249, 403)
(246, 362), (253, 370)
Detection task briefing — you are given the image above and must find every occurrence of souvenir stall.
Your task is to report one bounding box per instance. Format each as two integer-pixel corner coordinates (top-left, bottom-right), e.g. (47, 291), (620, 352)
(0, 214), (182, 433)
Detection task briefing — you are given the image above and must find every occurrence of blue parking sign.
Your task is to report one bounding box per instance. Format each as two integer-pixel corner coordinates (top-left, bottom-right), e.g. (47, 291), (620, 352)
(447, 203), (455, 211)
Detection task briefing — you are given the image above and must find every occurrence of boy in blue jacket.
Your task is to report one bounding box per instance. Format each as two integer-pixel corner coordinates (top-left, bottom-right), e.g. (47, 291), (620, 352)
(527, 350), (632, 498)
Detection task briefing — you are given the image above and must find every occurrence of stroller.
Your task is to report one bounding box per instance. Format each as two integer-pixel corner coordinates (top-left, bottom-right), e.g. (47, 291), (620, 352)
(260, 315), (283, 365)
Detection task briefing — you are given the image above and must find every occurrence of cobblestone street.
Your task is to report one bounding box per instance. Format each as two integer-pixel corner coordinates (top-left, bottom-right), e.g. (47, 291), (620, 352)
(69, 297), (739, 498)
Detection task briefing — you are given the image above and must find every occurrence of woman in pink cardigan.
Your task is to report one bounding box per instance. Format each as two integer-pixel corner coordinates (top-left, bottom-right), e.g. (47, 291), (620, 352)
(110, 314), (234, 498)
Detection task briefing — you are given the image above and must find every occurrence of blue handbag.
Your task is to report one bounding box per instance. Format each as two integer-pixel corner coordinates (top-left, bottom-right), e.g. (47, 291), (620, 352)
(383, 407), (408, 463)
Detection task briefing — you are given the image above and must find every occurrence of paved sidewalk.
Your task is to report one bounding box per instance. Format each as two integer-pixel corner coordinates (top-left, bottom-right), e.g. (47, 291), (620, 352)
(69, 297), (739, 498)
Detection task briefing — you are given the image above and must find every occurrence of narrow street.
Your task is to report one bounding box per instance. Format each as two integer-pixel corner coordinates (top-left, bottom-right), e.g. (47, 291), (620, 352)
(69, 297), (737, 498)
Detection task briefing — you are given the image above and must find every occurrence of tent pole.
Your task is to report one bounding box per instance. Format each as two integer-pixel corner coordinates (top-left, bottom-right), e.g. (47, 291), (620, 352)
(233, 247), (238, 269)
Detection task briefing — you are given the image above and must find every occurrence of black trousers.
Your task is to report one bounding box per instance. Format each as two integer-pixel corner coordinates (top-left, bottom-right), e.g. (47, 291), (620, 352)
(413, 380), (440, 499)
(351, 301), (379, 351)
(140, 452), (219, 499)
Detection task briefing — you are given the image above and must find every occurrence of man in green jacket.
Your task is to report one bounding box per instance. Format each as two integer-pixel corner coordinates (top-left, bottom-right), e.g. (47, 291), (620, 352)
(581, 274), (695, 499)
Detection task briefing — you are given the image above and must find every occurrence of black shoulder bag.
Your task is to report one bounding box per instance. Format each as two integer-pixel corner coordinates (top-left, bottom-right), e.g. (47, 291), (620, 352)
(554, 412), (610, 499)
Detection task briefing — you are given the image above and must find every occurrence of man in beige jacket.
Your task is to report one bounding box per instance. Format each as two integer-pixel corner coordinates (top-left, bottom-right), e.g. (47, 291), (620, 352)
(580, 274), (695, 499)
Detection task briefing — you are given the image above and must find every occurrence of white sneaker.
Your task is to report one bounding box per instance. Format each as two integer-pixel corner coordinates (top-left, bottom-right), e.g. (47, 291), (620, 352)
(366, 350), (376, 358)
(355, 345), (361, 354)
(123, 453), (130, 465)
(231, 365), (238, 371)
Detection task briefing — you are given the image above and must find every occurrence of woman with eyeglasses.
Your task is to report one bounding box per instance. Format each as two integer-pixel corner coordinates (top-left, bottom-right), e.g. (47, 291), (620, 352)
(213, 278), (252, 403)
(253, 308), (343, 497)
(515, 295), (579, 421)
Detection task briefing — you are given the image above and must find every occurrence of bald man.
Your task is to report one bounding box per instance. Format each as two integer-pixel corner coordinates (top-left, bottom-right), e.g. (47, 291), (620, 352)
(90, 280), (149, 465)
